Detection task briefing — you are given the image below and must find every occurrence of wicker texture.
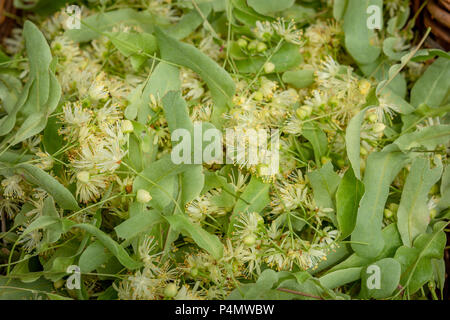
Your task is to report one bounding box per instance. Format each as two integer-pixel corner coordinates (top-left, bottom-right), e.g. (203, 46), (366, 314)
(0, 0), (16, 41)
(414, 0), (450, 50)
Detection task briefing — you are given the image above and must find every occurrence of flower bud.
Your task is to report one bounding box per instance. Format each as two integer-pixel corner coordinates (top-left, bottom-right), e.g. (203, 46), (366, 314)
(373, 123), (386, 133)
(136, 189), (152, 203)
(368, 113), (378, 123)
(248, 40), (258, 51)
(77, 171), (90, 184)
(164, 283), (178, 298)
(243, 234), (256, 246)
(256, 42), (267, 52)
(360, 146), (368, 156)
(384, 208), (393, 219)
(122, 120), (134, 133)
(237, 38), (248, 48)
(388, 203), (399, 214)
(190, 268), (199, 277)
(358, 80), (371, 95)
(264, 62), (275, 74)
(429, 184), (439, 195)
(321, 156), (331, 165)
(296, 105), (312, 119)
(254, 91), (264, 101)
(430, 209), (437, 219)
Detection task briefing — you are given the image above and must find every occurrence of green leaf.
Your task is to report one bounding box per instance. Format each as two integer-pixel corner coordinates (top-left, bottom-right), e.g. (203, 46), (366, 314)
(235, 43), (303, 74)
(115, 209), (163, 241)
(20, 215), (61, 238)
(0, 276), (53, 300)
(394, 222), (447, 294)
(397, 157), (442, 247)
(232, 0), (274, 26)
(383, 37), (408, 61)
(336, 169), (364, 239)
(345, 107), (368, 180)
(166, 214), (223, 259)
(161, 91), (206, 209)
(133, 154), (191, 210)
(0, 21), (60, 141)
(165, 3), (212, 39)
(162, 91), (194, 133)
(126, 62), (181, 123)
(360, 258), (401, 299)
(23, 21), (52, 104)
(127, 132), (144, 172)
(333, 0), (348, 20)
(302, 122), (328, 165)
(79, 241), (112, 273)
(107, 32), (158, 70)
(243, 269), (279, 299)
(0, 74), (22, 114)
(310, 244), (351, 275)
(43, 115), (64, 155)
(42, 197), (62, 244)
(15, 0), (75, 15)
(233, 176), (270, 215)
(155, 27), (235, 127)
(319, 267), (362, 290)
(282, 70), (315, 89)
(411, 57), (450, 108)
(411, 49), (450, 62)
(229, 176), (270, 234)
(307, 162), (340, 211)
(74, 223), (142, 270)
(343, 0), (382, 64)
(180, 165), (205, 207)
(439, 164), (450, 209)
(66, 9), (156, 43)
(432, 258), (445, 293)
(329, 223), (402, 273)
(247, 0), (295, 15)
(16, 164), (80, 211)
(394, 125), (450, 152)
(351, 150), (407, 259)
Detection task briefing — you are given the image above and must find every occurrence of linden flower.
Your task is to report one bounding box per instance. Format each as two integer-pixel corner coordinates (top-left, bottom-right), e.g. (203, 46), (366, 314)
(239, 247), (263, 276)
(127, 268), (160, 300)
(272, 18), (304, 46)
(254, 20), (274, 40)
(316, 56), (341, 83)
(186, 190), (228, 224)
(318, 226), (339, 248)
(0, 198), (20, 219)
(61, 102), (92, 138)
(148, 0), (180, 23)
(25, 197), (46, 219)
(35, 151), (54, 171)
(73, 138), (125, 173)
(369, 97), (399, 122)
(2, 175), (24, 199)
(234, 212), (264, 239)
(271, 171), (308, 214)
(18, 226), (42, 253)
(75, 171), (109, 203)
(271, 89), (298, 107)
(88, 74), (110, 102)
(174, 283), (204, 300)
(96, 102), (122, 124)
(51, 36), (82, 63)
(180, 69), (204, 100)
